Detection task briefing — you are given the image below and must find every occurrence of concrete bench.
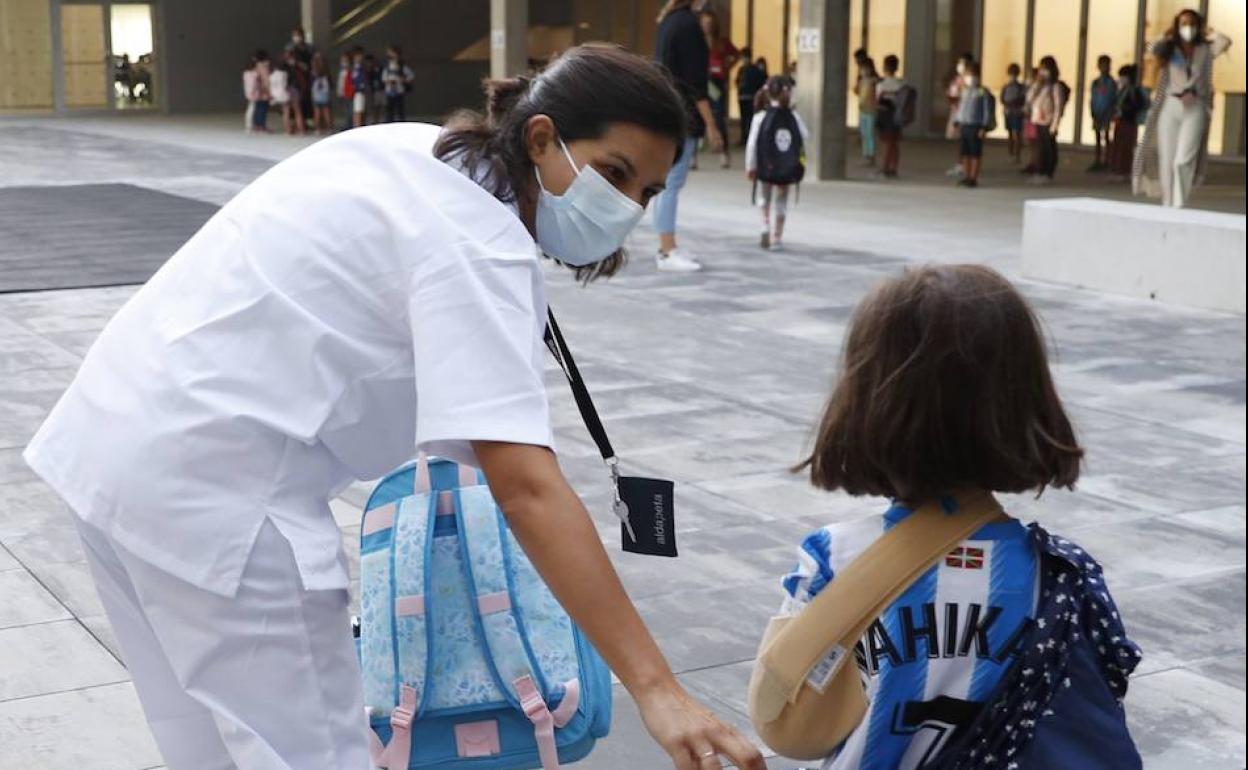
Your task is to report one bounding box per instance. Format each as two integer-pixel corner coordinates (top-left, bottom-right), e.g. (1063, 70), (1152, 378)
(1022, 198), (1246, 314)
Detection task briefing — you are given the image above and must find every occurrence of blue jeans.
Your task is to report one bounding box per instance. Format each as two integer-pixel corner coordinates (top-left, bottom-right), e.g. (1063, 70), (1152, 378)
(652, 137), (698, 236)
(252, 100), (270, 130)
(859, 113), (876, 158)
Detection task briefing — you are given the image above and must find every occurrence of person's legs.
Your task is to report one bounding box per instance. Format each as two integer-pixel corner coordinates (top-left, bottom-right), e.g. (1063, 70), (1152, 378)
(738, 99), (753, 145)
(76, 518), (235, 770)
(253, 100), (269, 132)
(1155, 97), (1182, 206)
(119, 520), (370, 770)
(859, 114), (876, 161)
(653, 136), (697, 254)
(1170, 103), (1208, 208)
(244, 101), (255, 132)
(771, 184), (790, 245)
(757, 182), (772, 248)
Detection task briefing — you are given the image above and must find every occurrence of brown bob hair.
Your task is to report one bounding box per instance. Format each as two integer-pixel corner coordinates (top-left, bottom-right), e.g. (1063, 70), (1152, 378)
(795, 264), (1082, 503)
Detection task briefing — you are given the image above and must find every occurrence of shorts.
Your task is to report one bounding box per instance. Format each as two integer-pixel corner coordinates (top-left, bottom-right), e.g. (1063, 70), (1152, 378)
(959, 124), (984, 157)
(1091, 114), (1113, 132)
(1005, 113), (1024, 132)
(352, 92), (367, 113)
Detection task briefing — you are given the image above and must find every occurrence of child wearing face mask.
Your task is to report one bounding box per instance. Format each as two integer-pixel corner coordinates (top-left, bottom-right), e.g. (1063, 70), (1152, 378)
(953, 62), (995, 188)
(1026, 56), (1067, 185)
(945, 53), (975, 177)
(1088, 55), (1118, 172)
(1001, 63), (1027, 164)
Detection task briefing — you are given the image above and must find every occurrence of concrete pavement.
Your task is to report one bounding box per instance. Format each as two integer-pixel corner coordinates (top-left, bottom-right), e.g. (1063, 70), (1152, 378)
(0, 114), (1244, 770)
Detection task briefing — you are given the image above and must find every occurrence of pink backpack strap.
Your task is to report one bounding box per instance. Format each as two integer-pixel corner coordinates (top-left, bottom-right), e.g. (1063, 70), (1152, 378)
(368, 684), (418, 769)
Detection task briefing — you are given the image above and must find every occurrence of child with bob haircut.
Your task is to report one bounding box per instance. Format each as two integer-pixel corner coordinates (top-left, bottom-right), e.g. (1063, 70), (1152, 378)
(781, 264), (1142, 770)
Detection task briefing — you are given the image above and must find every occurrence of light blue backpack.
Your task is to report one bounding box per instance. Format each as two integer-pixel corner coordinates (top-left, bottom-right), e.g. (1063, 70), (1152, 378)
(359, 456), (613, 769)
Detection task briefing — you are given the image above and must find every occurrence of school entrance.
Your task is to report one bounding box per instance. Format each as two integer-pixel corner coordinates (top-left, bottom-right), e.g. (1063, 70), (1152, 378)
(1, 0), (159, 113)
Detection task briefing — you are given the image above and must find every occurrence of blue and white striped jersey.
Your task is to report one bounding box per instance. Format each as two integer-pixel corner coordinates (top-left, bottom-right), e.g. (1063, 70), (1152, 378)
(780, 503), (1039, 770)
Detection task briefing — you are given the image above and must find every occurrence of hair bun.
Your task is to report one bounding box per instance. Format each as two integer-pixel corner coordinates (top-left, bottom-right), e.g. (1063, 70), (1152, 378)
(484, 75), (532, 124)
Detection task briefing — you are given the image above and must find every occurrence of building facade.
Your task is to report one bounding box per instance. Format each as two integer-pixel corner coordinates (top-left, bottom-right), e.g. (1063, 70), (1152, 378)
(2, 0), (1243, 158)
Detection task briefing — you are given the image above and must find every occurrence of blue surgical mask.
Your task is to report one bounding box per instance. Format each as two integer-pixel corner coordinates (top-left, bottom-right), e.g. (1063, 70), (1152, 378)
(534, 138), (644, 266)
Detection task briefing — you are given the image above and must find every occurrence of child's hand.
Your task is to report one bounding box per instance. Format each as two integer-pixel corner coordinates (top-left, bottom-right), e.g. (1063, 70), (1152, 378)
(747, 170), (756, 181)
(979, 129), (987, 139)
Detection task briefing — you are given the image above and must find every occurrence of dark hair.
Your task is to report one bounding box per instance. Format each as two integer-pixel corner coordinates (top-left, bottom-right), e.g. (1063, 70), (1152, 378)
(701, 8), (722, 42)
(741, 46), (753, 59)
(861, 57), (878, 77)
(1007, 62), (1021, 76)
(1039, 55), (1060, 80)
(965, 60), (981, 77)
(1097, 54), (1111, 66)
(959, 51), (976, 65)
(1156, 8), (1206, 62)
(312, 51), (328, 77)
(795, 264), (1082, 503)
(883, 54), (899, 74)
(657, 0), (692, 22)
(435, 44), (687, 282)
(854, 47), (869, 64)
(1118, 63), (1138, 82)
(255, 49), (269, 63)
(755, 74), (792, 111)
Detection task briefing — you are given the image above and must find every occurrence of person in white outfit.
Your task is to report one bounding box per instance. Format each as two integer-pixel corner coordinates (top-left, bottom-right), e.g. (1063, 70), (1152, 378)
(1134, 8), (1232, 208)
(24, 46), (765, 770)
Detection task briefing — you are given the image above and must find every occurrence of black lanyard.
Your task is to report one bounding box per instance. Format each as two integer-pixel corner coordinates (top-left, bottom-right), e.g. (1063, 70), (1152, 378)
(543, 307), (615, 464)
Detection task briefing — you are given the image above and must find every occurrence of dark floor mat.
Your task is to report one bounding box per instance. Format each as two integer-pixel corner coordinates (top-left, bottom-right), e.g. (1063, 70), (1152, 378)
(0, 183), (218, 294)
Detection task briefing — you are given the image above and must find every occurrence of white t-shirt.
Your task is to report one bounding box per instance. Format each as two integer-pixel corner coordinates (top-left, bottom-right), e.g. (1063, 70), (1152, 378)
(269, 68), (289, 104)
(24, 123), (553, 597)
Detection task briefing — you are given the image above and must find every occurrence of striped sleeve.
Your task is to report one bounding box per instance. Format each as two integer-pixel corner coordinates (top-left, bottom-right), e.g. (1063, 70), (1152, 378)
(780, 527), (835, 614)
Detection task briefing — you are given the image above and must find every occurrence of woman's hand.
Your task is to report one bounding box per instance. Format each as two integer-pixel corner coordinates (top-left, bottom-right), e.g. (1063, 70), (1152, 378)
(474, 442), (763, 769)
(637, 682), (767, 770)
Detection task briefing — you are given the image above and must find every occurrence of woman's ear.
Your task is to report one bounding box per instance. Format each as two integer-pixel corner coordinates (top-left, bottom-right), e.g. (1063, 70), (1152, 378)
(525, 114), (558, 165)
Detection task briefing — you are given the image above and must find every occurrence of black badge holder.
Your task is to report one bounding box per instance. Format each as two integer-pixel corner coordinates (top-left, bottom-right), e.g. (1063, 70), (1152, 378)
(544, 308), (678, 557)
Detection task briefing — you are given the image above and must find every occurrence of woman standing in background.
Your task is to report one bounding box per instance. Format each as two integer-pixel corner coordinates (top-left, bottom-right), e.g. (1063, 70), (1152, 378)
(1134, 8), (1232, 207)
(701, 7), (739, 169)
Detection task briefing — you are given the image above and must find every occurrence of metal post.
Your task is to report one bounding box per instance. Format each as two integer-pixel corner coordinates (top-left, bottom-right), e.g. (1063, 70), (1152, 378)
(1073, 0), (1090, 145)
(490, 0), (528, 79)
(796, 0), (850, 179)
(103, 1), (114, 111)
(1134, 0), (1146, 68)
(300, 0), (331, 52)
(51, 0), (65, 112)
(1023, 0), (1035, 72)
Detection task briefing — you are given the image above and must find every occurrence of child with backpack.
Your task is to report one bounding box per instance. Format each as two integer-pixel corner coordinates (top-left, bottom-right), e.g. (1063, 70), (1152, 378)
(241, 54), (264, 133)
(746, 76), (809, 250)
(1001, 63), (1027, 163)
(772, 263), (1143, 770)
(1108, 64), (1146, 180)
(874, 54), (910, 179)
(953, 61), (995, 188)
(310, 52), (333, 135)
(1087, 54), (1118, 171)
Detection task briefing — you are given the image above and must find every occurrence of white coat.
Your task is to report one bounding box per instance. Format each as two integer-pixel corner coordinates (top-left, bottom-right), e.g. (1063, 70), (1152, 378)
(25, 123), (554, 599)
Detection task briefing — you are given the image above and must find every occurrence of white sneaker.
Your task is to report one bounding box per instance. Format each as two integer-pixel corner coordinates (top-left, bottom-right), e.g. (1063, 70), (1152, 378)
(656, 249), (703, 272)
(945, 164), (964, 178)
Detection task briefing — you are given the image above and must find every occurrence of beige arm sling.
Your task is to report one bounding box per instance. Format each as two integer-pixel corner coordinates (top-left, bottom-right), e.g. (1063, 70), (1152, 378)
(747, 491), (1004, 760)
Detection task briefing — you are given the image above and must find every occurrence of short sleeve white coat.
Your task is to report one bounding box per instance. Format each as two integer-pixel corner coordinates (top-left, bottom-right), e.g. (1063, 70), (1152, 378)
(24, 124), (553, 597)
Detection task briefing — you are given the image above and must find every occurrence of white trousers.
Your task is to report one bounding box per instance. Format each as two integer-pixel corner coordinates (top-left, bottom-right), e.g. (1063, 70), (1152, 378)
(1155, 95), (1208, 208)
(77, 517), (372, 770)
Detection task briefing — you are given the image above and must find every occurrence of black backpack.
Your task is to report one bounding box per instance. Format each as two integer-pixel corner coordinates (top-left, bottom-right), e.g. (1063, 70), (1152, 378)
(755, 107), (805, 185)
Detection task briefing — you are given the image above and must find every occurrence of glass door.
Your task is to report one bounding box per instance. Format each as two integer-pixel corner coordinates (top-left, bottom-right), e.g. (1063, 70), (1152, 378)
(60, 3), (108, 108)
(109, 3), (156, 109)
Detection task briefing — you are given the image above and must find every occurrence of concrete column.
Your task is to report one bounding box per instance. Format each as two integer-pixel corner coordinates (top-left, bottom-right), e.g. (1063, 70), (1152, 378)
(903, 0), (934, 136)
(491, 0), (529, 79)
(795, 0), (850, 180)
(300, 0), (331, 50)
